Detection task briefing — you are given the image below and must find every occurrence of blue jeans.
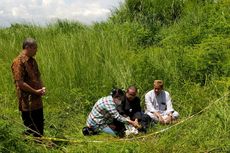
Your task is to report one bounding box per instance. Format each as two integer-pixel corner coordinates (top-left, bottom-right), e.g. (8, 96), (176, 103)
(102, 126), (116, 136)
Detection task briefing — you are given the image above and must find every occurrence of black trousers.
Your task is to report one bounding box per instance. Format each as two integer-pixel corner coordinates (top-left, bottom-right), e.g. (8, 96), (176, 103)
(110, 119), (126, 137)
(131, 112), (142, 121)
(21, 108), (44, 137)
(141, 114), (155, 128)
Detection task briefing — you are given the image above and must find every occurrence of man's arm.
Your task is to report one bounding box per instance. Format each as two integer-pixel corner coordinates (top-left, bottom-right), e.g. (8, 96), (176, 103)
(145, 91), (157, 113)
(135, 97), (142, 112)
(116, 101), (125, 115)
(165, 91), (174, 114)
(107, 103), (139, 128)
(153, 111), (165, 124)
(16, 80), (45, 96)
(12, 59), (45, 96)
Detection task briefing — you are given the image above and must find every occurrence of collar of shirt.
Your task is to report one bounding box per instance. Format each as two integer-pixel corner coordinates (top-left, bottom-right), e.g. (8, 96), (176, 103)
(19, 52), (32, 63)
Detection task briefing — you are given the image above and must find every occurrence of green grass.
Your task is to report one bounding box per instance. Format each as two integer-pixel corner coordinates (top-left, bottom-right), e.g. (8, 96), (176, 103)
(0, 0), (230, 152)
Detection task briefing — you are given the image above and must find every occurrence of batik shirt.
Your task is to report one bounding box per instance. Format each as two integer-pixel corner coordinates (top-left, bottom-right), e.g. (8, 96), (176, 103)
(11, 52), (43, 111)
(86, 95), (128, 130)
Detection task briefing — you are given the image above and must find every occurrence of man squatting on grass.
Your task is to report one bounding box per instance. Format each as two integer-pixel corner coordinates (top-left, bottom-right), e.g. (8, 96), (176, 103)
(144, 80), (179, 125)
(11, 38), (46, 137)
(83, 88), (140, 137)
(116, 85), (148, 133)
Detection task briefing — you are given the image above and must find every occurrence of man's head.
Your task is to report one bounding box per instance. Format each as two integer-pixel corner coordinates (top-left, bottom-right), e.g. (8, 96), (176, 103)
(111, 88), (124, 105)
(126, 85), (137, 101)
(153, 80), (164, 95)
(22, 38), (37, 57)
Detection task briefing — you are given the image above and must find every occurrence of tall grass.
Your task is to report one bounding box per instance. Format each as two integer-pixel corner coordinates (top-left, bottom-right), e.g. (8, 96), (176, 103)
(0, 0), (229, 152)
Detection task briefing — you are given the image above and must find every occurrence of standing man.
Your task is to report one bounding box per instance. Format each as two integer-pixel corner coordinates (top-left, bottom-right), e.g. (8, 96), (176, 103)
(11, 38), (46, 137)
(145, 80), (179, 124)
(83, 88), (139, 137)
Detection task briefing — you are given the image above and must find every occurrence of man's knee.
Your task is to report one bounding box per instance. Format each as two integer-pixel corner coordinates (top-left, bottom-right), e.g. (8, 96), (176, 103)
(173, 111), (179, 119)
(132, 112), (142, 121)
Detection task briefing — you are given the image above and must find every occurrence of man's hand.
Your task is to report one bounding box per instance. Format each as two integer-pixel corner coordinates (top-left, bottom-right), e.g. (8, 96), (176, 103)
(36, 87), (46, 96)
(42, 87), (46, 95)
(18, 81), (46, 96)
(133, 118), (141, 128)
(158, 116), (165, 124)
(154, 112), (164, 124)
(163, 114), (173, 124)
(128, 118), (141, 128)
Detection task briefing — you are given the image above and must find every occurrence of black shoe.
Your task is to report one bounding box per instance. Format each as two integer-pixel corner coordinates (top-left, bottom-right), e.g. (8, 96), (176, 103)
(82, 127), (99, 136)
(138, 126), (147, 133)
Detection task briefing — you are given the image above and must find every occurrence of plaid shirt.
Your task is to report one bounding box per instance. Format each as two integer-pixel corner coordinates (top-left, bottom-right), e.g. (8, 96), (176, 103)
(86, 95), (128, 130)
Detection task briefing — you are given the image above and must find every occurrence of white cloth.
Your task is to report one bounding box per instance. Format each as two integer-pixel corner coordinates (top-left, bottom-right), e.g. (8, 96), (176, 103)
(145, 90), (179, 121)
(124, 124), (138, 136)
(124, 117), (138, 136)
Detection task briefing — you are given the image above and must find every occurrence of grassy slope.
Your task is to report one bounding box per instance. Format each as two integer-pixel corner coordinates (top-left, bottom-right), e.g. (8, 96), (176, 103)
(0, 0), (230, 152)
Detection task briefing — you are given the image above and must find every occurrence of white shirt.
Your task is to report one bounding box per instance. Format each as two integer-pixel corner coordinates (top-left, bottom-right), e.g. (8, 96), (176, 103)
(145, 89), (174, 114)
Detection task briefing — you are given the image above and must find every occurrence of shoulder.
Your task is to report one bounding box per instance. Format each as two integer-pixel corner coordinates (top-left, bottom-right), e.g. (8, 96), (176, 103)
(95, 96), (110, 108)
(162, 90), (171, 97)
(12, 57), (20, 65)
(12, 55), (23, 69)
(134, 96), (140, 102)
(145, 90), (154, 97)
(102, 96), (114, 105)
(106, 95), (113, 101)
(13, 53), (30, 64)
(163, 90), (170, 95)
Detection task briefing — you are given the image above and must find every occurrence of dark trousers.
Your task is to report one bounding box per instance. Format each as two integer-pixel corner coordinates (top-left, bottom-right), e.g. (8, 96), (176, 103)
(131, 112), (142, 121)
(21, 108), (44, 137)
(141, 114), (155, 128)
(109, 119), (126, 137)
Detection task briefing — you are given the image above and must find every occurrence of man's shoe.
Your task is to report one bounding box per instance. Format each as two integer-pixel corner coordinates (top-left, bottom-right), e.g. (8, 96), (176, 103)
(138, 126), (147, 133)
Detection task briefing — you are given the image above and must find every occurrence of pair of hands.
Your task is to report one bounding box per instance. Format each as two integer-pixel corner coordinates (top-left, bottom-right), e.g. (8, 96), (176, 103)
(36, 87), (46, 96)
(156, 113), (172, 124)
(130, 118), (141, 128)
(18, 81), (46, 96)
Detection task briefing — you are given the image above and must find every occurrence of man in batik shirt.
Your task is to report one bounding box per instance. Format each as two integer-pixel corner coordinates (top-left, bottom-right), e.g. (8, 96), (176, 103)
(11, 38), (46, 137)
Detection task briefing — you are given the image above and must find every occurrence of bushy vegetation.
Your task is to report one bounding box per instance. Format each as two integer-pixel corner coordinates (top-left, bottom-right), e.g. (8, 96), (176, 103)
(0, 0), (229, 152)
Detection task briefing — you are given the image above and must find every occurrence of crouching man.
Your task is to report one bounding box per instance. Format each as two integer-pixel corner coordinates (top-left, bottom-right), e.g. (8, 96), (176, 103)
(83, 88), (139, 137)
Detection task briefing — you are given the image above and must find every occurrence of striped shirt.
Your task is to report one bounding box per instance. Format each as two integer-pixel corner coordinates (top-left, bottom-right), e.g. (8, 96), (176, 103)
(86, 95), (128, 130)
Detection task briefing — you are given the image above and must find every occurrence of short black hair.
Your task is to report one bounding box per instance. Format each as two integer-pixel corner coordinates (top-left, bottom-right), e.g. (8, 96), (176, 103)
(111, 88), (124, 98)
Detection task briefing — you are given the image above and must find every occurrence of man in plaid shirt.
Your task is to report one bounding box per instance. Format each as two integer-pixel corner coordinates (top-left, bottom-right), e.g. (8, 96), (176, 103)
(84, 88), (139, 136)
